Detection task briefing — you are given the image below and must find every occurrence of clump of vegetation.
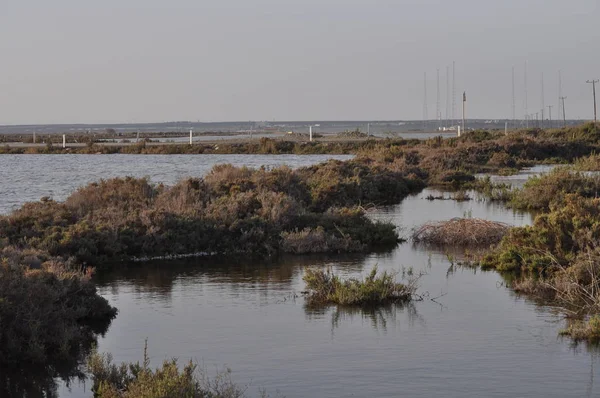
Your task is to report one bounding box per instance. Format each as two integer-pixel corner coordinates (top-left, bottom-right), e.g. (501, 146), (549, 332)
(412, 218), (509, 247)
(482, 195), (600, 273)
(0, 245), (117, 368)
(87, 344), (249, 398)
(559, 316), (600, 342)
(468, 177), (514, 202)
(510, 167), (600, 211)
(302, 267), (415, 306)
(0, 162), (413, 267)
(572, 152), (600, 171)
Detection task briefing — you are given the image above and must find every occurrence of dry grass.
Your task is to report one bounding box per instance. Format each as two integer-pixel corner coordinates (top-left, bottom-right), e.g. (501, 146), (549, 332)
(412, 218), (510, 246)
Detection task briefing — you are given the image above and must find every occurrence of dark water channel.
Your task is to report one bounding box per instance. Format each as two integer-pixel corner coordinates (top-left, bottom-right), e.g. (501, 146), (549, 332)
(1, 155), (598, 397)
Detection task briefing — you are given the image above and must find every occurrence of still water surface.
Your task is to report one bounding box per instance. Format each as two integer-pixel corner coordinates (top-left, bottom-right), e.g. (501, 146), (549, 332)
(1, 155), (597, 397)
(0, 154), (352, 214)
(68, 190), (599, 397)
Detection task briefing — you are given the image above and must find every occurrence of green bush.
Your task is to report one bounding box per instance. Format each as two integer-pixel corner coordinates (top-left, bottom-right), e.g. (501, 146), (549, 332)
(302, 266), (415, 306)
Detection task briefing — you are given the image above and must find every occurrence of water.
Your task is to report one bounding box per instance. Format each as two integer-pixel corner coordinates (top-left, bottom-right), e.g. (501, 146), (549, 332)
(479, 165), (558, 188)
(0, 154), (352, 214)
(58, 188), (598, 398)
(2, 155), (598, 397)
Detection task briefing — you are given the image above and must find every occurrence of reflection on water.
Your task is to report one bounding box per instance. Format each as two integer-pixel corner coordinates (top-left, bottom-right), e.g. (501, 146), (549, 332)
(0, 319), (112, 398)
(306, 303), (424, 337)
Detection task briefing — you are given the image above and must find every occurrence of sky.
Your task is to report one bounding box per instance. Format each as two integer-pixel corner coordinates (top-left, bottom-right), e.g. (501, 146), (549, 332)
(0, 0), (598, 124)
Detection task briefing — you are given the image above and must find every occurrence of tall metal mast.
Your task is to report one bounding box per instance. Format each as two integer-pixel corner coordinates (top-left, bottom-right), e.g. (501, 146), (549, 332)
(423, 72), (429, 131)
(436, 68), (441, 130)
(512, 66), (516, 128)
(452, 61), (456, 127)
(524, 61), (529, 128)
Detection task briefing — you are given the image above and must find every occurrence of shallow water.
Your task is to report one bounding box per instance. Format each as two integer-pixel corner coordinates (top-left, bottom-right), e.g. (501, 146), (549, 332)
(2, 155), (598, 397)
(56, 188), (598, 398)
(0, 154), (352, 214)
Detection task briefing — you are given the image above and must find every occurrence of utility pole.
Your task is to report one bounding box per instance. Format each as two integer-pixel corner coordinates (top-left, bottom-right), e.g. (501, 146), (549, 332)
(462, 91), (467, 133)
(586, 79), (599, 128)
(560, 96), (567, 128)
(548, 105), (553, 129)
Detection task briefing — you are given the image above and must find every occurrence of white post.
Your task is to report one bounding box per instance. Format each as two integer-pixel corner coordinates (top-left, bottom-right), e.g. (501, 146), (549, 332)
(367, 123), (370, 135)
(62, 134), (66, 148)
(309, 126), (313, 142)
(505, 122), (508, 135)
(136, 131), (140, 143)
(33, 132), (36, 144)
(189, 129), (193, 145)
(457, 126), (461, 137)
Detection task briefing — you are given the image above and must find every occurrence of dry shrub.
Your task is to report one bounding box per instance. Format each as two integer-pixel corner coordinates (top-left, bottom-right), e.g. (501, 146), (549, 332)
(412, 218), (509, 246)
(280, 227), (358, 254)
(513, 249), (600, 313)
(66, 177), (159, 215)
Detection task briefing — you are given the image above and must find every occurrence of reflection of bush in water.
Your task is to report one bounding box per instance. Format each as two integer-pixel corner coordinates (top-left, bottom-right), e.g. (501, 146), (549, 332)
(0, 247), (116, 397)
(306, 302), (422, 334)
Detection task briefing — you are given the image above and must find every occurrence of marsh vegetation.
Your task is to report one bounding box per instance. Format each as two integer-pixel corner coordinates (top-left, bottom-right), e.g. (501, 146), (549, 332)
(4, 122), (600, 394)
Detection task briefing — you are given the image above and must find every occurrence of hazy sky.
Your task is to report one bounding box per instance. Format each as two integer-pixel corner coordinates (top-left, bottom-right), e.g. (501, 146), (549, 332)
(0, 0), (598, 124)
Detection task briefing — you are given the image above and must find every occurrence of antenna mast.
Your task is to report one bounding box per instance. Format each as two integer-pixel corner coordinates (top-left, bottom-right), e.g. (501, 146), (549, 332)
(452, 61), (456, 127)
(558, 70), (563, 124)
(512, 66), (516, 128)
(524, 61), (529, 128)
(541, 73), (545, 129)
(423, 72), (429, 131)
(560, 96), (567, 128)
(436, 68), (441, 130)
(445, 65), (450, 129)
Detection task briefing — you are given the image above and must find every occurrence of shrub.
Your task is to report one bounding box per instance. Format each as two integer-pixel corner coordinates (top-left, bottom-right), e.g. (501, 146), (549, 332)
(510, 168), (600, 211)
(482, 195), (600, 273)
(87, 345), (246, 398)
(559, 315), (600, 342)
(412, 218), (509, 247)
(0, 247), (117, 367)
(302, 266), (415, 306)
